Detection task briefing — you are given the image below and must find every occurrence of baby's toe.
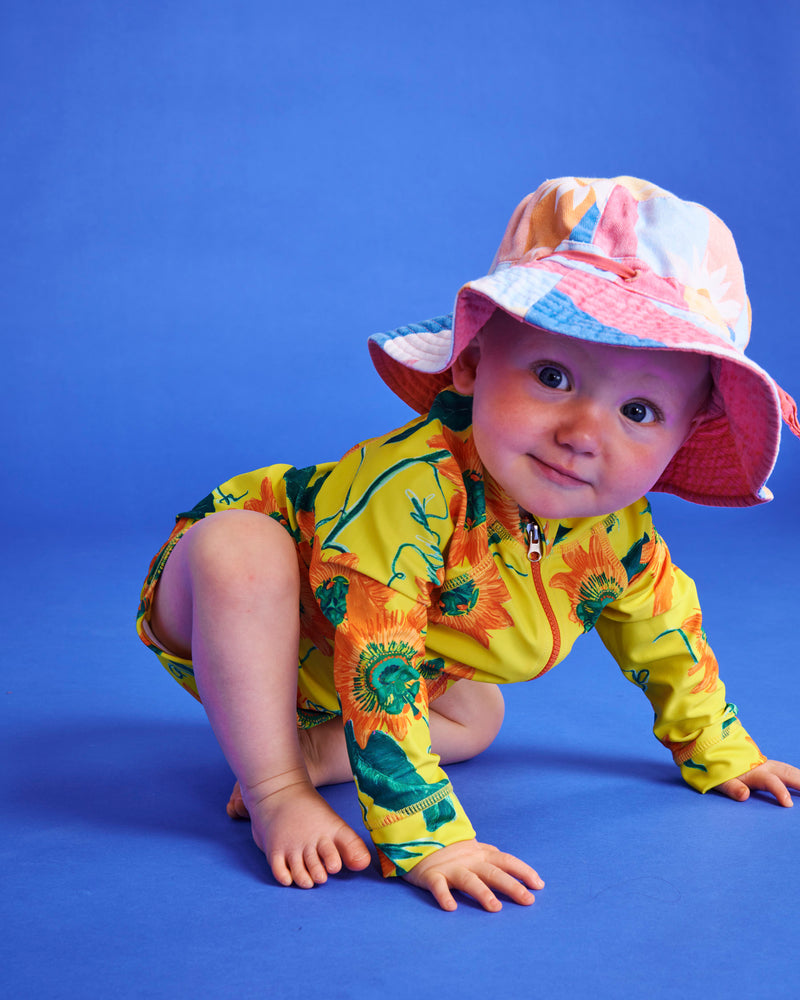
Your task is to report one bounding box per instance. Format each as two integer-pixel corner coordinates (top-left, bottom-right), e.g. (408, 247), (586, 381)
(317, 837), (343, 875)
(268, 851), (295, 888)
(335, 828), (371, 871)
(303, 846), (330, 884)
(226, 781), (250, 819)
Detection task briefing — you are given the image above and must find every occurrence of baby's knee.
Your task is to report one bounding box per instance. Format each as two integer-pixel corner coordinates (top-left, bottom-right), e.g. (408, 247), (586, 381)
(182, 509), (298, 590)
(434, 679), (505, 753)
(453, 683), (505, 758)
(475, 683), (505, 746)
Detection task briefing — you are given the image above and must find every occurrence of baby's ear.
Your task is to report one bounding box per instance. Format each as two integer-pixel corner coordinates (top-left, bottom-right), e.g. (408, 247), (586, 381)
(451, 339), (481, 394)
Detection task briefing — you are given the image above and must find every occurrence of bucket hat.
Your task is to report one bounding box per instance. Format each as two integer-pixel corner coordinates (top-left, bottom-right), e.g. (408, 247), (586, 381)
(369, 176), (800, 507)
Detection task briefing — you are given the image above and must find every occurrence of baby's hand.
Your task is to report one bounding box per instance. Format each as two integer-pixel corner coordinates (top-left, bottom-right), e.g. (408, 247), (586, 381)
(715, 759), (800, 807)
(402, 839), (544, 912)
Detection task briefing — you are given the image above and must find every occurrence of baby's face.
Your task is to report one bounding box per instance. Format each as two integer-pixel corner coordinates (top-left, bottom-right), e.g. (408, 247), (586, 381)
(452, 312), (711, 520)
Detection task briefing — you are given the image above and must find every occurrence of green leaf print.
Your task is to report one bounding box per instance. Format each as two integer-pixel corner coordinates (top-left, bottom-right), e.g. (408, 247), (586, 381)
(314, 575), (349, 627)
(344, 722), (454, 832)
(683, 759), (708, 772)
(461, 469), (486, 529)
(177, 492), (218, 518)
(379, 839), (445, 863)
(428, 389), (474, 431)
(284, 464), (329, 513)
(383, 391), (474, 448)
(621, 534), (649, 581)
(553, 523), (573, 546)
(622, 667), (650, 692)
(439, 579), (479, 617)
(387, 486), (449, 587)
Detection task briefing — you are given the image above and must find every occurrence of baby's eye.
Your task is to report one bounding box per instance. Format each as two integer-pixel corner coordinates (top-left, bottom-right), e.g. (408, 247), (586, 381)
(536, 365), (570, 390)
(621, 400), (659, 424)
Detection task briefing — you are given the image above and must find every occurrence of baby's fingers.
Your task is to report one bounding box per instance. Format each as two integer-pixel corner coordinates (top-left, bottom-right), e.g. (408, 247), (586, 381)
(716, 777), (750, 803)
(744, 767), (795, 807)
(448, 861), (540, 912)
(449, 867), (507, 912)
(428, 862), (541, 913)
(488, 848), (546, 893)
(404, 840), (544, 912)
(718, 760), (799, 807)
(763, 760), (800, 802)
(423, 870), (461, 912)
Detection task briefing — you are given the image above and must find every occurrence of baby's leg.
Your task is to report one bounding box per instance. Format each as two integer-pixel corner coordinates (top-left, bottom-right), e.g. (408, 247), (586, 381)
(149, 508), (371, 888)
(229, 678), (505, 792)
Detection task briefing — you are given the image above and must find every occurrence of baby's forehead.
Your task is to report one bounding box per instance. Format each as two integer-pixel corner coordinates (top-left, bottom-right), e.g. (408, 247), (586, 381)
(492, 316), (709, 382)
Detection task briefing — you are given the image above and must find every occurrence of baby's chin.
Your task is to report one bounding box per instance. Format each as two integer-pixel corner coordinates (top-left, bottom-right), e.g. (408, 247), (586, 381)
(514, 489), (638, 523)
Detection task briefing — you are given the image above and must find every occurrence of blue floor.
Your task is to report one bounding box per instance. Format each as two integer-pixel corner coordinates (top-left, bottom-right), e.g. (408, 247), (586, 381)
(3, 502), (798, 998)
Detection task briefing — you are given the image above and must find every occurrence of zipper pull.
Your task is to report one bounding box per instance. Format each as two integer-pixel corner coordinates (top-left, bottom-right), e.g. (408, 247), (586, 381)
(525, 520), (543, 562)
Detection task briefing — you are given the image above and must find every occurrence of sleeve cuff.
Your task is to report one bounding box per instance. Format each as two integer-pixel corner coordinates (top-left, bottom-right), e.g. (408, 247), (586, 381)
(674, 719), (766, 793)
(367, 788), (477, 877)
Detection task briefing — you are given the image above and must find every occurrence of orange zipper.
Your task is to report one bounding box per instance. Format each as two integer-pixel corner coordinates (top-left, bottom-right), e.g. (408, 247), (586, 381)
(525, 519), (561, 675)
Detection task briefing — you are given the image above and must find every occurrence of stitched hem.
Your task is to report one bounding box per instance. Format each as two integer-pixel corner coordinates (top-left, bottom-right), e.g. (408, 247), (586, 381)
(377, 783), (454, 828)
(671, 719), (741, 766)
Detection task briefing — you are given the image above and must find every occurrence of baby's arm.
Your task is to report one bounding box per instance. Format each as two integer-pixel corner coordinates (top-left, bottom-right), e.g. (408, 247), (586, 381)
(402, 840), (544, 912)
(324, 569), (543, 911)
(715, 760), (800, 806)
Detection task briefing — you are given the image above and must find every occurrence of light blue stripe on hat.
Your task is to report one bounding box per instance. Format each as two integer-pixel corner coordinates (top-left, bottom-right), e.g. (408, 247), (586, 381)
(370, 314), (453, 347)
(469, 266), (562, 316)
(523, 290), (667, 348)
(568, 202), (601, 245)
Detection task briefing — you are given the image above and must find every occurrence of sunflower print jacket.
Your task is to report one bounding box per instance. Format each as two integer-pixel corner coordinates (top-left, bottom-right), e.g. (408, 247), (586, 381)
(137, 389), (765, 876)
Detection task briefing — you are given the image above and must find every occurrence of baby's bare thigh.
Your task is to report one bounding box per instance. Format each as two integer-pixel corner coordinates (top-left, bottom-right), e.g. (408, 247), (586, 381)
(150, 509), (295, 659)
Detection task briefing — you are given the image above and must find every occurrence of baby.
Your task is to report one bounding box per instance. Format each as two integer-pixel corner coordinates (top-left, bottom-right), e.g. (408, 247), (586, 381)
(138, 176), (800, 912)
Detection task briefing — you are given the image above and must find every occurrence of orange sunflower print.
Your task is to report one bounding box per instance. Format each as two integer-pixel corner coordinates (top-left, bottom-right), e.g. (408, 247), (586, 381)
(334, 611), (428, 748)
(428, 555), (513, 647)
(484, 472), (527, 544)
(299, 569), (335, 656)
(550, 531), (627, 632)
(310, 548), (404, 633)
(426, 656), (476, 702)
(656, 612), (719, 694)
(639, 529), (674, 617)
(243, 474), (290, 528)
(426, 428), (487, 567)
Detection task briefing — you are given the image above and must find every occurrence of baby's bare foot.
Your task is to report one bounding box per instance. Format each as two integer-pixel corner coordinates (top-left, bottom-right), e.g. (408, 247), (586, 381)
(229, 773), (371, 888)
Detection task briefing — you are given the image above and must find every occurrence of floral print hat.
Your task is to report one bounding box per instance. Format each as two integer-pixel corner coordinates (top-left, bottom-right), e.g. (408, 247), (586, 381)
(369, 176), (800, 507)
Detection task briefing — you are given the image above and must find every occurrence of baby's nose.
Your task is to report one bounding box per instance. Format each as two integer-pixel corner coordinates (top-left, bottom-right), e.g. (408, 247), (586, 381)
(554, 400), (603, 454)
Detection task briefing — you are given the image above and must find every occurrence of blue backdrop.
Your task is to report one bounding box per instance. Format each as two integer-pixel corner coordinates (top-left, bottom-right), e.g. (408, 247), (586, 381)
(3, 4), (800, 999)
(5, 1), (800, 539)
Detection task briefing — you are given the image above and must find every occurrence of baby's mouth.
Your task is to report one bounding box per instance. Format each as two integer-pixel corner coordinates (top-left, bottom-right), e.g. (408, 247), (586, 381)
(530, 455), (589, 487)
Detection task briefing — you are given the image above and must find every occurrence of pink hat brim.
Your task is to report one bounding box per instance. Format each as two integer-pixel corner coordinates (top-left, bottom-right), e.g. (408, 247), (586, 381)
(369, 264), (793, 508)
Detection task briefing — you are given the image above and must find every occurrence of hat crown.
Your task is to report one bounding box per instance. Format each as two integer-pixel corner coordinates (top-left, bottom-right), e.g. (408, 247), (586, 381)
(491, 176), (751, 353)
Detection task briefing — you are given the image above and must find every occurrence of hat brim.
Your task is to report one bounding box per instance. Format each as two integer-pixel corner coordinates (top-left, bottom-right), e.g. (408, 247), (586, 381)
(369, 260), (787, 508)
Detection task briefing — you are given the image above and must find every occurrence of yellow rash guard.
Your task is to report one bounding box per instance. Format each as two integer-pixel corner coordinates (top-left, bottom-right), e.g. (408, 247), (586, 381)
(137, 389), (765, 875)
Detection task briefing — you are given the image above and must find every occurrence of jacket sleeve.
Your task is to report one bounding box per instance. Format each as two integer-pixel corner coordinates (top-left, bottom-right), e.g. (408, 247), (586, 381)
(595, 526), (765, 793)
(309, 439), (477, 876)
